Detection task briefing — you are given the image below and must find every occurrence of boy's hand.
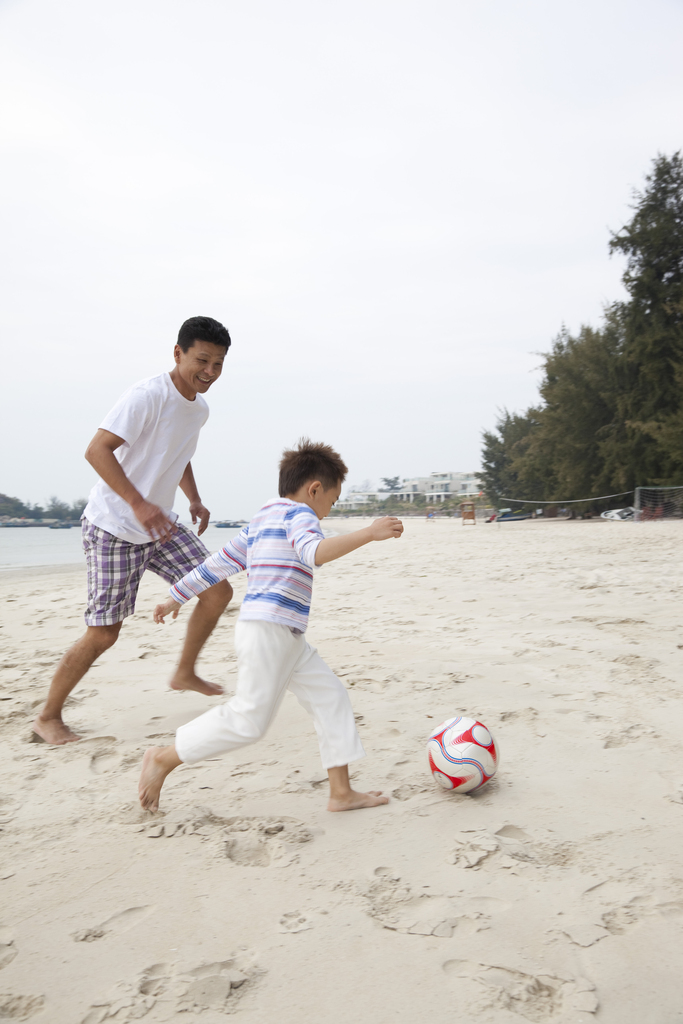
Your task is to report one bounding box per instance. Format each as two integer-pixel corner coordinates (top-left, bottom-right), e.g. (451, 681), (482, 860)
(154, 598), (182, 624)
(369, 516), (403, 541)
(314, 516), (403, 566)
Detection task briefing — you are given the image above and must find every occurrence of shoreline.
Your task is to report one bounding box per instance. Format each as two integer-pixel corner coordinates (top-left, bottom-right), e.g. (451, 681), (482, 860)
(0, 518), (625, 575)
(0, 561), (86, 580)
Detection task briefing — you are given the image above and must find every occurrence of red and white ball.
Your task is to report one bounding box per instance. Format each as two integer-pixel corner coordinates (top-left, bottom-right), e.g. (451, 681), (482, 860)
(427, 715), (499, 793)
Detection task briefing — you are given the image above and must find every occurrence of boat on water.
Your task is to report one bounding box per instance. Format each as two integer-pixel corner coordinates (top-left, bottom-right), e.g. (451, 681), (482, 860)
(49, 522), (73, 529)
(214, 520), (245, 528)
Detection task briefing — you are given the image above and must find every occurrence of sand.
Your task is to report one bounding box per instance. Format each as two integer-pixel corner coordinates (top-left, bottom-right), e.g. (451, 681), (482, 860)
(1, 517), (682, 1023)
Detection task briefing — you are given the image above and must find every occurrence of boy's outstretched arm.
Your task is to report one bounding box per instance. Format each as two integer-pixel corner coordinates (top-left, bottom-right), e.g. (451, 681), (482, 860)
(315, 516), (403, 566)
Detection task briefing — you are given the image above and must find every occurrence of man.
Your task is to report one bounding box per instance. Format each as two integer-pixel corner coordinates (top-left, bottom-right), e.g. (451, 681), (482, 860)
(33, 315), (233, 745)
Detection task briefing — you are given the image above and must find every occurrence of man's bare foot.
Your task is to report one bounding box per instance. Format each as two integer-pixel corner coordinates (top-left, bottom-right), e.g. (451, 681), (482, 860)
(328, 789), (389, 812)
(138, 746), (182, 811)
(32, 715), (81, 745)
(169, 671), (223, 697)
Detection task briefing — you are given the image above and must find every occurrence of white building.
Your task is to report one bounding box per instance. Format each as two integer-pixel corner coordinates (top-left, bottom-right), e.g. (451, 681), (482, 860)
(335, 490), (384, 511)
(424, 471), (482, 503)
(339, 471), (482, 508)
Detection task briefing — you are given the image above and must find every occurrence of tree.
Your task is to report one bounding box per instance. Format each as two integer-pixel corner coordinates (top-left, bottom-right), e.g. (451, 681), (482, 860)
(608, 151), (683, 483)
(381, 476), (401, 491)
(533, 317), (626, 495)
(45, 496), (73, 520)
(481, 152), (683, 499)
(481, 409), (549, 505)
(67, 498), (88, 520)
(0, 493), (37, 518)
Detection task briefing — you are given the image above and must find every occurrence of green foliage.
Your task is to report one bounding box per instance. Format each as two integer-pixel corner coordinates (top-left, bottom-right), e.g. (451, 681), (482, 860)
(482, 153), (683, 500)
(0, 493), (41, 518)
(609, 152), (683, 483)
(481, 409), (548, 505)
(0, 493), (87, 520)
(44, 496), (88, 520)
(381, 476), (401, 491)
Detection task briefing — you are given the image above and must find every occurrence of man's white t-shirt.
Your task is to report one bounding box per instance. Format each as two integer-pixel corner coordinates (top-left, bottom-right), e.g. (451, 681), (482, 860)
(83, 373), (209, 545)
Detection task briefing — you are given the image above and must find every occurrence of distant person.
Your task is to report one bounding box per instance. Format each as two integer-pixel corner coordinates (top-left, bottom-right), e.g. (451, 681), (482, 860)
(33, 316), (234, 745)
(138, 439), (404, 813)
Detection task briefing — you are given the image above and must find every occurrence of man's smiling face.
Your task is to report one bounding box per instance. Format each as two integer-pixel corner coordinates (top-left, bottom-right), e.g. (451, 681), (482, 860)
(172, 340), (227, 400)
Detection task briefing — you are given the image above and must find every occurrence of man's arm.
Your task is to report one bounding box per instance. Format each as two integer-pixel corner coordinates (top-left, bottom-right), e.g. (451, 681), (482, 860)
(178, 462), (210, 536)
(85, 429), (176, 543)
(314, 517), (403, 566)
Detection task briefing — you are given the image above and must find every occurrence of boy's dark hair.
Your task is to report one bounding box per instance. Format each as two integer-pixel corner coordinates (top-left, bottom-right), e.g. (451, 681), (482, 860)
(279, 438), (348, 497)
(177, 316), (232, 353)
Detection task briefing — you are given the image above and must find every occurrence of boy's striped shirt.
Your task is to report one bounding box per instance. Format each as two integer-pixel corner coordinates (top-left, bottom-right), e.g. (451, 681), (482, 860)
(170, 499), (324, 632)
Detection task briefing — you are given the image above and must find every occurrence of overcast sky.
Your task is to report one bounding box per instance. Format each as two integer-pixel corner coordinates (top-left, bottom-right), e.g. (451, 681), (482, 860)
(1, 0), (682, 517)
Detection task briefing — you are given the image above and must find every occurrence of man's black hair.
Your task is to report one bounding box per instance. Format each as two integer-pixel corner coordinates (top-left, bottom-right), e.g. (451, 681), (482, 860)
(177, 316), (231, 353)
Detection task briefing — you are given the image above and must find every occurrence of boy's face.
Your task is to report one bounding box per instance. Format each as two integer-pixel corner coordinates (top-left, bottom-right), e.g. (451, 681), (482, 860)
(305, 481), (342, 520)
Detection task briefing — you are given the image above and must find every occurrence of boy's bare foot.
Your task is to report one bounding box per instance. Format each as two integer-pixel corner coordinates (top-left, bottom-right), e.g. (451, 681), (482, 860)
(327, 789), (389, 812)
(169, 671), (223, 697)
(138, 745), (182, 810)
(32, 716), (80, 745)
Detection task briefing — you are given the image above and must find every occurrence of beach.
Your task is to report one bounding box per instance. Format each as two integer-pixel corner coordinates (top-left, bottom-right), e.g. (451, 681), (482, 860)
(1, 517), (682, 1022)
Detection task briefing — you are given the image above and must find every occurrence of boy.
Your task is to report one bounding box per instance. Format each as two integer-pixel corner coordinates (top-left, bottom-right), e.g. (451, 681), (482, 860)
(139, 439), (403, 812)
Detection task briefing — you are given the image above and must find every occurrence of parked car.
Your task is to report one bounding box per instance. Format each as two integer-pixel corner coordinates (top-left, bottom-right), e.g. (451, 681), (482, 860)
(600, 506), (635, 521)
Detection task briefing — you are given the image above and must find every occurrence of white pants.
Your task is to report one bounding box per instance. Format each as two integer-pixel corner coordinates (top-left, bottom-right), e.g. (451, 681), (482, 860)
(175, 620), (365, 770)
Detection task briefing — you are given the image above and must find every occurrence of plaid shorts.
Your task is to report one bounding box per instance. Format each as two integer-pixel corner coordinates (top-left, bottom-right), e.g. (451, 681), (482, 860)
(82, 518), (210, 626)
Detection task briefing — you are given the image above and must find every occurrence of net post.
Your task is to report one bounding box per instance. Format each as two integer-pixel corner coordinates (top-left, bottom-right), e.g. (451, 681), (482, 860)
(634, 486), (642, 522)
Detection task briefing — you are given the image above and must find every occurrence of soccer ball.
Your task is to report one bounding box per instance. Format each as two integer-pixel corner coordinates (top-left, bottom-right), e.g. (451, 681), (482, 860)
(427, 715), (499, 793)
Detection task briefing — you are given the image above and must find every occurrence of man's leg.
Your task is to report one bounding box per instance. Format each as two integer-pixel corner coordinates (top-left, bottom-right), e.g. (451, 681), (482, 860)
(32, 623), (122, 744)
(169, 580), (232, 696)
(147, 524), (233, 697)
(33, 519), (147, 744)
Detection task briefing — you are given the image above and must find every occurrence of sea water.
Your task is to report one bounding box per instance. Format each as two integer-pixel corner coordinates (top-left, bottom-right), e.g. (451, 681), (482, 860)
(0, 525), (240, 570)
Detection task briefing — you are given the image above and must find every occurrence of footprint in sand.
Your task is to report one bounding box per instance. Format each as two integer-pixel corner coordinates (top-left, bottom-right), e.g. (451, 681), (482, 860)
(73, 906), (155, 943)
(599, 890), (683, 935)
(602, 723), (657, 748)
(80, 957), (252, 1022)
(0, 928), (17, 969)
(498, 707), (546, 737)
(448, 826), (530, 871)
(390, 782), (431, 801)
(57, 736), (119, 760)
(448, 825), (579, 873)
(449, 833), (501, 869)
(442, 960), (599, 1018)
(137, 810), (315, 866)
(223, 817), (314, 867)
(279, 911), (312, 933)
(361, 868), (504, 938)
(0, 993), (45, 1020)
(0, 796), (19, 825)
(665, 784), (683, 805)
(280, 769), (328, 793)
(89, 751), (120, 774)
